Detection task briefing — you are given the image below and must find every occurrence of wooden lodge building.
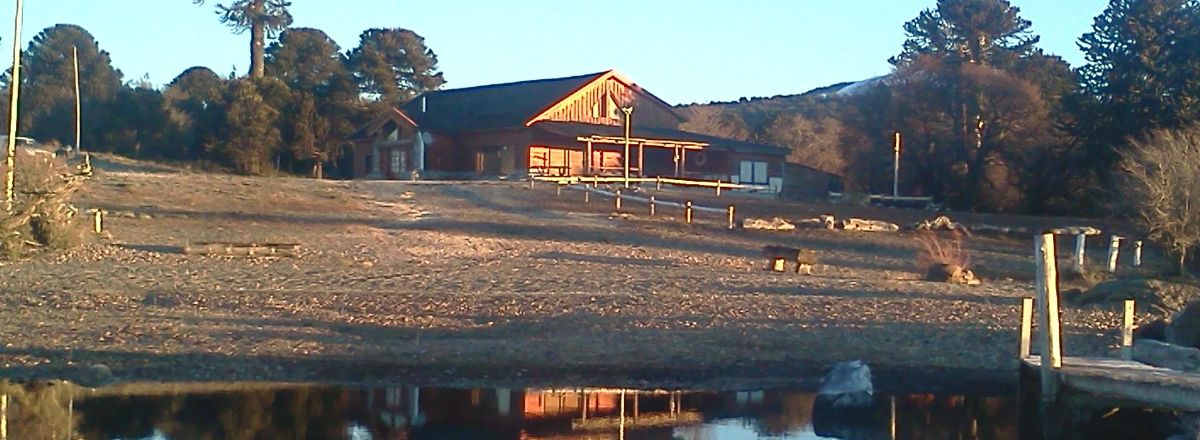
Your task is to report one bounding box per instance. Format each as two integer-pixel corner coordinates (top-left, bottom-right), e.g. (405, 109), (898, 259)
(348, 70), (836, 195)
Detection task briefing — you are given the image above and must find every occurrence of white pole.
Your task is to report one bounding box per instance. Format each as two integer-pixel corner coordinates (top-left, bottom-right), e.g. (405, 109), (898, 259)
(1107, 235), (1122, 273)
(3, 0), (25, 212)
(622, 107), (633, 188)
(892, 131), (900, 198)
(73, 45), (81, 152)
(1074, 234), (1086, 271)
(1134, 240), (1143, 268)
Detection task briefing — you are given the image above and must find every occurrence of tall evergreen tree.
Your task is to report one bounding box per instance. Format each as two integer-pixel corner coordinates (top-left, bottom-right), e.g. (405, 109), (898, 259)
(213, 79), (281, 174)
(19, 24), (123, 148)
(348, 28), (445, 107)
(194, 0), (293, 78)
(891, 0), (1038, 68)
(164, 66), (228, 160)
(1076, 0), (1200, 170)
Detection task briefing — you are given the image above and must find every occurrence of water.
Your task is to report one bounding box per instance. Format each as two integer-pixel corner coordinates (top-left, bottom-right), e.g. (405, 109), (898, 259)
(0, 383), (1017, 440)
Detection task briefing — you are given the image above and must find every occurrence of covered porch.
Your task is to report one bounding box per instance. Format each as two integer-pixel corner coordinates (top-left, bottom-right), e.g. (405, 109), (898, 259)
(528, 122), (713, 178)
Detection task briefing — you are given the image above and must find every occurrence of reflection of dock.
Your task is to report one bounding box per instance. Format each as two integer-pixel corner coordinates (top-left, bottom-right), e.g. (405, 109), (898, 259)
(1022, 356), (1200, 410)
(570, 411), (702, 431)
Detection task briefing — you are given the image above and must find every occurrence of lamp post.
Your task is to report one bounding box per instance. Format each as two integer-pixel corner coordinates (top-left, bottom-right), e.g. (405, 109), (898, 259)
(621, 106), (634, 188)
(892, 131), (901, 198)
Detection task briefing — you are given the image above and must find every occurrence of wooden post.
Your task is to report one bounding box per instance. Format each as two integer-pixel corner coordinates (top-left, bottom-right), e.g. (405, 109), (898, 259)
(1036, 233), (1064, 400)
(73, 45), (81, 152)
(619, 389), (626, 438)
(581, 391), (588, 421)
(585, 139), (593, 175)
(615, 189), (622, 211)
(1, 392), (6, 440)
(656, 176), (662, 191)
(1075, 234), (1086, 271)
(715, 180), (722, 196)
(685, 201), (693, 224)
(1134, 240), (1143, 267)
(1107, 235), (1122, 273)
(1122, 299), (1135, 361)
(556, 183), (562, 197)
(3, 0), (24, 212)
(93, 210), (103, 233)
(727, 205), (735, 230)
(584, 190), (590, 204)
(529, 178), (535, 190)
(593, 175), (599, 188)
(649, 196), (656, 217)
(637, 142), (644, 177)
(1020, 297), (1034, 359)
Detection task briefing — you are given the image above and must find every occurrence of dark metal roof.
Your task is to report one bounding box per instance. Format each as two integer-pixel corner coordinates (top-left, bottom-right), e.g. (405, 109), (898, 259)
(399, 72), (607, 133)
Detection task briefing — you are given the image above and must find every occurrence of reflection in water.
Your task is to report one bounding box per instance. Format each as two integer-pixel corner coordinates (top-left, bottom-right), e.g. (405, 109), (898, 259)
(0, 381), (1018, 440)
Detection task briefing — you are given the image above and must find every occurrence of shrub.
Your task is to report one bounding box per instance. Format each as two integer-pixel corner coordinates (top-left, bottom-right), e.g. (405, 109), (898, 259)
(0, 152), (89, 258)
(1119, 125), (1200, 276)
(915, 229), (971, 271)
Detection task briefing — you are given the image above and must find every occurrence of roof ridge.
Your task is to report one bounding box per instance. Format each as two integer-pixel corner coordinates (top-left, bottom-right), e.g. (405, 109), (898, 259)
(422, 70), (610, 95)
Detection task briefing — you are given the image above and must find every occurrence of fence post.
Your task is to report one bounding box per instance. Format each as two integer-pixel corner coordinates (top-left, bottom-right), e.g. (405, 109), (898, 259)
(1075, 234), (1086, 271)
(1020, 297), (1034, 359)
(1134, 240), (1143, 268)
(656, 176), (662, 191)
(1122, 299), (1135, 361)
(93, 210), (103, 234)
(615, 189), (622, 212)
(715, 180), (722, 196)
(529, 178), (535, 190)
(685, 200), (693, 224)
(1036, 233), (1064, 401)
(1107, 235), (1122, 273)
(584, 189), (590, 204)
(556, 183), (562, 197)
(727, 205), (735, 230)
(593, 176), (599, 188)
(649, 196), (656, 217)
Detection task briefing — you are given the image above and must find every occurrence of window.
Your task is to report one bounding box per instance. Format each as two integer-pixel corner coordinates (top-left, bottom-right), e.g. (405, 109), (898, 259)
(390, 149), (406, 173)
(739, 160), (769, 184)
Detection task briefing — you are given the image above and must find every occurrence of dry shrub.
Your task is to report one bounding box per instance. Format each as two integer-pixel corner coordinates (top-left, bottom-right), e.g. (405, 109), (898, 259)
(915, 229), (971, 271)
(0, 152), (89, 258)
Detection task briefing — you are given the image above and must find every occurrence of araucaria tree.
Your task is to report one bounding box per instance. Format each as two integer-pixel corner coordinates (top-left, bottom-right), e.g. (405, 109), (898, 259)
(1119, 125), (1200, 275)
(1077, 0), (1200, 177)
(886, 0), (1070, 212)
(194, 0), (293, 78)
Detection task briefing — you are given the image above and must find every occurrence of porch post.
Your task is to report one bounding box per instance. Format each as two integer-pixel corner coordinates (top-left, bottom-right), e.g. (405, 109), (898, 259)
(673, 145), (680, 177)
(680, 148), (687, 177)
(585, 139), (593, 175)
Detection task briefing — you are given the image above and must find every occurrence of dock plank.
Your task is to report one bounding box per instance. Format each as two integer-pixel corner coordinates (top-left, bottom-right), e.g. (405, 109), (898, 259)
(1023, 356), (1200, 410)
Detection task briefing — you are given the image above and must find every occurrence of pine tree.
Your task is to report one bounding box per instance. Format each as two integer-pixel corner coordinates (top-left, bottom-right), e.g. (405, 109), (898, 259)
(213, 79), (281, 174)
(164, 66), (228, 160)
(19, 24), (123, 148)
(348, 28), (445, 107)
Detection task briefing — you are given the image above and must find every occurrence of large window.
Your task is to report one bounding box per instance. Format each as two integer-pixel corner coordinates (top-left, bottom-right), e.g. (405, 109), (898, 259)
(739, 160), (769, 184)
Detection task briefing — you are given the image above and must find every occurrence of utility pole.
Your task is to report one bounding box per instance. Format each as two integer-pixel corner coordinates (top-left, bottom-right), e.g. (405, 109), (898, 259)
(73, 45), (81, 153)
(3, 0), (24, 212)
(892, 131), (901, 198)
(621, 106), (634, 188)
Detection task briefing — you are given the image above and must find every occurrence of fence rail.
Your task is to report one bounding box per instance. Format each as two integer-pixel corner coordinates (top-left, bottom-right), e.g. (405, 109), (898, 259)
(533, 175), (772, 192)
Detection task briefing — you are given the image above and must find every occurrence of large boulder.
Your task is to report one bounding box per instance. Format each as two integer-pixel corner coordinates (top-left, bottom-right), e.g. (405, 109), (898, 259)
(816, 360), (873, 408)
(1166, 301), (1200, 349)
(1132, 339), (1200, 372)
(1071, 279), (1200, 318)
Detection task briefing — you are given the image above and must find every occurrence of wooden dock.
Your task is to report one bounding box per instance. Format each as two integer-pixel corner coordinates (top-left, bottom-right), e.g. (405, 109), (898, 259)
(1023, 356), (1200, 411)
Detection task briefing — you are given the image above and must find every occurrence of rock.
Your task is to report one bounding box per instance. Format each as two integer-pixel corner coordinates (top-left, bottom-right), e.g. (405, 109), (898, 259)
(1073, 279), (1200, 318)
(742, 217), (796, 231)
(840, 218), (899, 232)
(913, 215), (968, 234)
(1135, 319), (1168, 341)
(1132, 339), (1200, 372)
(926, 263), (981, 285)
(819, 214), (837, 230)
(816, 360), (873, 408)
(76, 363), (114, 388)
(1166, 301), (1200, 349)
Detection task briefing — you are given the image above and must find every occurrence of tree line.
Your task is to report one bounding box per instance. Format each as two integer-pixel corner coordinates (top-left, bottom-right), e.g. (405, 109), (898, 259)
(685, 0), (1200, 218)
(1, 0), (445, 177)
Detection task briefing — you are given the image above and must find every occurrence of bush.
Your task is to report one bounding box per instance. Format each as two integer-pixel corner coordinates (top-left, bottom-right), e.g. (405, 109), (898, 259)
(915, 229), (971, 271)
(0, 152), (89, 258)
(1119, 125), (1200, 275)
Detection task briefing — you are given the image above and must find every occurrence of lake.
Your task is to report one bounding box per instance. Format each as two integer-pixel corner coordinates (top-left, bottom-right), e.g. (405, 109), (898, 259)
(0, 382), (1018, 439)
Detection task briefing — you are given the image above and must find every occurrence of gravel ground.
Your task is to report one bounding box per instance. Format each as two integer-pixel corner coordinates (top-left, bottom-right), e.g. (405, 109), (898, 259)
(0, 159), (1139, 392)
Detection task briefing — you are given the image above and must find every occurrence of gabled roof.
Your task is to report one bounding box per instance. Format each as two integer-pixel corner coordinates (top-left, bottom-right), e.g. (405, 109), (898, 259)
(398, 69), (685, 133)
(347, 107), (418, 141)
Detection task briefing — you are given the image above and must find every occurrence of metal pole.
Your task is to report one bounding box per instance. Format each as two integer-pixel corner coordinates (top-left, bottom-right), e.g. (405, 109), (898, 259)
(622, 107), (633, 188)
(4, 0), (25, 212)
(74, 45), (81, 152)
(892, 131), (901, 198)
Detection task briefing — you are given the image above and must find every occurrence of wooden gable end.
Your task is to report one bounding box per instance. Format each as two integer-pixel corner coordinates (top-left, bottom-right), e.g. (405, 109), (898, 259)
(527, 72), (684, 130)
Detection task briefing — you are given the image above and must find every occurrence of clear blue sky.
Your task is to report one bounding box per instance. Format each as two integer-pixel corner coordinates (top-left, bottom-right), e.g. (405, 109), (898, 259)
(0, 0), (1108, 105)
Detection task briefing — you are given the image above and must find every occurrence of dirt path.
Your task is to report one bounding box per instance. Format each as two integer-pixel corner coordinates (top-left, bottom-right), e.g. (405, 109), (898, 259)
(0, 164), (1135, 392)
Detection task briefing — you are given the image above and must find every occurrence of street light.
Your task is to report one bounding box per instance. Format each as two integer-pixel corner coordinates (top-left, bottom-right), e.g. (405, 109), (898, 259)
(621, 106), (634, 188)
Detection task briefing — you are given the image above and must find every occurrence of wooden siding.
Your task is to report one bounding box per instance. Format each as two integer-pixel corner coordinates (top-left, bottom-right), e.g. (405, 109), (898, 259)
(538, 77), (680, 129)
